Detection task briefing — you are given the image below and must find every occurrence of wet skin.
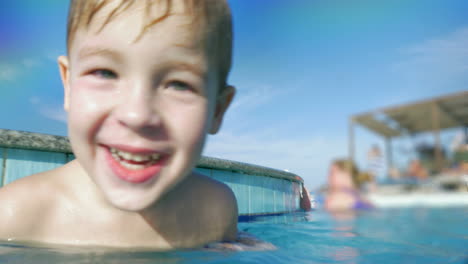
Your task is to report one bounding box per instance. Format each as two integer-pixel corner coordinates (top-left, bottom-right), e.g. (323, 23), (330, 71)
(0, 1), (237, 249)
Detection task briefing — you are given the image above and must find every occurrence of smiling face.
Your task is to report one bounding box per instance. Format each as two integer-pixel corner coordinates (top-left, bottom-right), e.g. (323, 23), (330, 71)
(59, 1), (233, 211)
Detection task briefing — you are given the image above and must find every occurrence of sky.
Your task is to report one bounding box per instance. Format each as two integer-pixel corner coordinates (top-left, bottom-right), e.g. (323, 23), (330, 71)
(1, 0), (467, 189)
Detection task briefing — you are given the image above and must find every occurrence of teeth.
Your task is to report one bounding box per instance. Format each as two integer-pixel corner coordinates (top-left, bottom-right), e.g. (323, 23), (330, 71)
(120, 163), (147, 170)
(109, 147), (162, 162)
(111, 152), (119, 160)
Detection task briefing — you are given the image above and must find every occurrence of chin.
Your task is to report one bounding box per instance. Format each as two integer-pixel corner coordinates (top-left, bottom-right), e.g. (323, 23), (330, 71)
(108, 194), (158, 212)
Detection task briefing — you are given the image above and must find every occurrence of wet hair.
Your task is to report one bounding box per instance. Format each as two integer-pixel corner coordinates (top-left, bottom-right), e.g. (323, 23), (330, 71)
(66, 0), (233, 89)
(332, 159), (372, 188)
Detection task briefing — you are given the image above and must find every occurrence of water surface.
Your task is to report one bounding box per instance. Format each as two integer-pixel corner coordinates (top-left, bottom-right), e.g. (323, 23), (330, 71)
(1, 208), (467, 263)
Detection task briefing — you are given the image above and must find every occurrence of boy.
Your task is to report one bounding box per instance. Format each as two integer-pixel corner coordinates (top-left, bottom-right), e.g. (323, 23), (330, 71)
(0, 0), (237, 249)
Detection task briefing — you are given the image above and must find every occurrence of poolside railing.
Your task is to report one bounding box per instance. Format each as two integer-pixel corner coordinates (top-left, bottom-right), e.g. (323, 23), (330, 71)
(0, 129), (304, 218)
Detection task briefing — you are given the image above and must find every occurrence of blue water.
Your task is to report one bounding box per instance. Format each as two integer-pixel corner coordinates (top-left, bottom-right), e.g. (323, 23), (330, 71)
(1, 207), (467, 263)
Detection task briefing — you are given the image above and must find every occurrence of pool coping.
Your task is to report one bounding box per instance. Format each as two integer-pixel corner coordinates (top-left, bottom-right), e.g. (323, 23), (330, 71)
(0, 129), (303, 183)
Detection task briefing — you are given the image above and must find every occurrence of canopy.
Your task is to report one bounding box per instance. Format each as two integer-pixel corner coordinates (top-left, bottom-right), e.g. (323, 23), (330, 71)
(349, 90), (468, 174)
(352, 90), (468, 138)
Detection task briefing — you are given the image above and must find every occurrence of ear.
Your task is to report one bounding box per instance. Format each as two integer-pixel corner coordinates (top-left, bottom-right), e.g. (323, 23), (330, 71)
(58, 56), (71, 111)
(209, 85), (235, 134)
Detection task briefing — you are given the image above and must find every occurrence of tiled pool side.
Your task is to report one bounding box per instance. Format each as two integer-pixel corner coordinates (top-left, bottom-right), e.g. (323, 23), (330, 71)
(0, 129), (304, 217)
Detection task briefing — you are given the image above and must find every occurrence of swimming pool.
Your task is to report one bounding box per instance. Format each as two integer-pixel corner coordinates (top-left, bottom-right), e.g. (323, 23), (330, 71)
(1, 207), (466, 263)
(0, 129), (304, 217)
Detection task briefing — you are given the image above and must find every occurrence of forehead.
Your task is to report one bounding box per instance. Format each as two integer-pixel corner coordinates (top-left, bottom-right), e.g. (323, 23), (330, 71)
(69, 0), (207, 54)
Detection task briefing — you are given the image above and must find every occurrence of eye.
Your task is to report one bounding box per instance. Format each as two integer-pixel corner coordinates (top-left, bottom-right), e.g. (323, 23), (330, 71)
(165, 80), (194, 92)
(89, 69), (117, 79)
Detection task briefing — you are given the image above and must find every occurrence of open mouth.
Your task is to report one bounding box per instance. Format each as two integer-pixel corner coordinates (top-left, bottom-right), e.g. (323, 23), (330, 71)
(109, 147), (163, 170)
(104, 146), (168, 183)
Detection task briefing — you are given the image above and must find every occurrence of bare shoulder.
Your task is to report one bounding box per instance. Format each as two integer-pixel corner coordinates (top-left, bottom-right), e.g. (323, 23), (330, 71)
(190, 172), (238, 240)
(0, 168), (63, 239)
(193, 172), (238, 214)
(194, 173), (236, 201)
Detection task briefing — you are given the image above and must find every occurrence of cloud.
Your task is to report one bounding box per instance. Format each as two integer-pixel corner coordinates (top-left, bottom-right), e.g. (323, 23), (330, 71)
(204, 82), (348, 189)
(392, 26), (468, 88)
(0, 64), (19, 81)
(405, 27), (468, 60)
(28, 96), (41, 104)
(45, 50), (62, 62)
(22, 58), (42, 68)
(220, 83), (284, 132)
(0, 53), (55, 82)
(204, 130), (347, 189)
(29, 96), (67, 123)
(229, 84), (279, 112)
(39, 106), (67, 123)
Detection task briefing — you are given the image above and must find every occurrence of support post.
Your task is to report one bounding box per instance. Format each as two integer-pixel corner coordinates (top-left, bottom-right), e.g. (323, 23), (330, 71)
(465, 125), (468, 145)
(349, 117), (355, 164)
(385, 137), (393, 177)
(432, 102), (442, 174)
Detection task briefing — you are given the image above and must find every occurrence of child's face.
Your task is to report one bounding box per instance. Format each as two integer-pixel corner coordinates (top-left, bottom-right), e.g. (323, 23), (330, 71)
(328, 165), (354, 189)
(59, 2), (232, 211)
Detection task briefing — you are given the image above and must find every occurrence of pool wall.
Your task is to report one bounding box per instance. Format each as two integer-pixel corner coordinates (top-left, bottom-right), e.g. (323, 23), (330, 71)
(0, 129), (304, 217)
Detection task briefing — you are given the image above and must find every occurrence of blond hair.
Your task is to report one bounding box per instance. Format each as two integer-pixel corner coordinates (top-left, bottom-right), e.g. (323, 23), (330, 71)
(332, 159), (372, 188)
(66, 0), (233, 88)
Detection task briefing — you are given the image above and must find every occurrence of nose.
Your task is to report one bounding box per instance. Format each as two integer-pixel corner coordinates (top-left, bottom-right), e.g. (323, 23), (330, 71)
(114, 82), (161, 132)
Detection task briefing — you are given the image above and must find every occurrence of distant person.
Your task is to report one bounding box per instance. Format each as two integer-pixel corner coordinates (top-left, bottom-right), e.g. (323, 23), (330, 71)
(453, 144), (468, 175)
(325, 159), (373, 211)
(459, 160), (468, 174)
(406, 159), (428, 180)
(366, 144), (384, 180)
(388, 166), (401, 180)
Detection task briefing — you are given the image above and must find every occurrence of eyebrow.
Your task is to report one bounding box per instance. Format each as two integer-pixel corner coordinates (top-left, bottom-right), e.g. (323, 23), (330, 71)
(77, 46), (206, 77)
(77, 46), (123, 62)
(169, 61), (206, 78)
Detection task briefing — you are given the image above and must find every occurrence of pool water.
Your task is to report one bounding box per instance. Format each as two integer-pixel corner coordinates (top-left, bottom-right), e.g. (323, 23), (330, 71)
(1, 207), (467, 264)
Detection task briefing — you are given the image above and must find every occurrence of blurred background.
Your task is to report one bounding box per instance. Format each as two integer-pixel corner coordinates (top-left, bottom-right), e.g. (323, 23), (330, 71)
(0, 0), (467, 192)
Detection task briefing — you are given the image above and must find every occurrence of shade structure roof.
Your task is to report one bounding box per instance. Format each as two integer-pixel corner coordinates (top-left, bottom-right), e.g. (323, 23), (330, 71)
(352, 91), (468, 138)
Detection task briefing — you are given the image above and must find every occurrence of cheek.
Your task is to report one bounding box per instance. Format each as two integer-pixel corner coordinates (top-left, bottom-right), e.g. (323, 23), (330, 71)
(163, 100), (210, 144)
(67, 80), (116, 138)
(70, 79), (114, 110)
(77, 77), (124, 108)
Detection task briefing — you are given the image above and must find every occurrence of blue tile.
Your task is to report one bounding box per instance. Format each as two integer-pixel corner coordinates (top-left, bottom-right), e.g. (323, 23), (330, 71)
(193, 168), (303, 215)
(242, 173), (253, 214)
(286, 180), (296, 211)
(213, 169), (238, 185)
(233, 172), (250, 215)
(276, 179), (286, 213)
(295, 182), (302, 209)
(211, 169), (235, 190)
(67, 153), (75, 162)
(211, 170), (251, 214)
(249, 175), (265, 214)
(263, 176), (275, 213)
(225, 171), (241, 196)
(271, 177), (281, 212)
(195, 168), (212, 178)
(292, 182), (299, 211)
(4, 149), (67, 185)
(283, 180), (292, 211)
(285, 179), (293, 211)
(200, 168), (238, 198)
